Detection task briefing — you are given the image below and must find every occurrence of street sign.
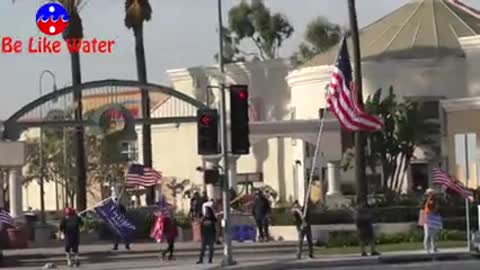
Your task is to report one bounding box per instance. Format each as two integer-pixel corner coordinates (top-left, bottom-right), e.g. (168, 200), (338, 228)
(236, 172), (263, 184)
(0, 141), (26, 166)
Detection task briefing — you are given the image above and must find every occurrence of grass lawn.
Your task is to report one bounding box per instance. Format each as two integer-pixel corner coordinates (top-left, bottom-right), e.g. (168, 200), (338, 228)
(317, 241), (466, 255)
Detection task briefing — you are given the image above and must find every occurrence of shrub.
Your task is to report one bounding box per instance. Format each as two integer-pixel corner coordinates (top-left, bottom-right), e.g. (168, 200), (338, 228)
(326, 229), (466, 248)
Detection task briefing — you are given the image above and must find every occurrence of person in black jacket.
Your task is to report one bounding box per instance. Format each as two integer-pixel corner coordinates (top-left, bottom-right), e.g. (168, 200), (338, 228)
(197, 204), (217, 264)
(354, 205), (380, 256)
(60, 208), (83, 267)
(291, 200), (313, 259)
(113, 200), (130, 250)
(252, 190), (271, 242)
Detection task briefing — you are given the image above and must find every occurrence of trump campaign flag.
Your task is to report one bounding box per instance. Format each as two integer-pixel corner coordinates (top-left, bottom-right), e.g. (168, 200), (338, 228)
(94, 198), (136, 240)
(0, 208), (15, 228)
(326, 38), (383, 132)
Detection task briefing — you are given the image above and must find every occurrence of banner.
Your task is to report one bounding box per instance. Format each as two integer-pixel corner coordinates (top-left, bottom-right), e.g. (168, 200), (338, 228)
(94, 198), (136, 240)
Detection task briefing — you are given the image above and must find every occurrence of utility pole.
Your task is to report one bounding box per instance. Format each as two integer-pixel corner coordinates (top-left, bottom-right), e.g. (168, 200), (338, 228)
(217, 0), (234, 265)
(347, 0), (367, 206)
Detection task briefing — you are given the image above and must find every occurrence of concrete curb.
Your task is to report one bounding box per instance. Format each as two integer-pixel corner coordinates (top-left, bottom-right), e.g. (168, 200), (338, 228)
(207, 252), (480, 270)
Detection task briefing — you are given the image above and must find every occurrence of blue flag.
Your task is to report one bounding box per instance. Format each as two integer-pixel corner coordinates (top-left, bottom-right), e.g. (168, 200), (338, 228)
(94, 198), (136, 240)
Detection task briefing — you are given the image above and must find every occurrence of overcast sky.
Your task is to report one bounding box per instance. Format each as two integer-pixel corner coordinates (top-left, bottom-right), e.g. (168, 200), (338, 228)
(1, 0), (479, 119)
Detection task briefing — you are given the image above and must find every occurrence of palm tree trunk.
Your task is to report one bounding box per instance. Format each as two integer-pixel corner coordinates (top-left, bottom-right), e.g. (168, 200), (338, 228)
(348, 0), (367, 206)
(134, 25), (154, 204)
(71, 50), (87, 211)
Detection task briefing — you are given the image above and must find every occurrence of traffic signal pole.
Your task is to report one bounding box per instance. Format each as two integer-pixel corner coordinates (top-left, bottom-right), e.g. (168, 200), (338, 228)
(217, 0), (234, 266)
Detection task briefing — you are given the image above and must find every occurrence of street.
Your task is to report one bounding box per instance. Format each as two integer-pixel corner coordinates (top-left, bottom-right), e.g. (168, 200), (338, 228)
(294, 260), (480, 270)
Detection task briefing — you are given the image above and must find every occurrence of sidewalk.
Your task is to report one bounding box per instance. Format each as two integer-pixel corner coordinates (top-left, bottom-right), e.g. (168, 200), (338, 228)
(212, 248), (480, 270)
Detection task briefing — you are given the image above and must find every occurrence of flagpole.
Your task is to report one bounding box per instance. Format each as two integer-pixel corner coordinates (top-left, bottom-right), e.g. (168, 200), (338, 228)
(464, 134), (471, 250)
(303, 110), (327, 217)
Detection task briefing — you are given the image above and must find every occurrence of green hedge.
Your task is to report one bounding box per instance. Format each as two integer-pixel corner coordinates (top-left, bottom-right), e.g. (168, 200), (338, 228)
(326, 229), (466, 248)
(271, 206), (479, 226)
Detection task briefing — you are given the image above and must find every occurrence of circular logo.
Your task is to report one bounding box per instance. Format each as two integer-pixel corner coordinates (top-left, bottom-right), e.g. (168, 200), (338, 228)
(36, 2), (70, 36)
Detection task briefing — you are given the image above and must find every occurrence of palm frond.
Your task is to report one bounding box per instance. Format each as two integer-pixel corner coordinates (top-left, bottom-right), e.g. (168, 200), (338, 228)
(124, 0), (152, 29)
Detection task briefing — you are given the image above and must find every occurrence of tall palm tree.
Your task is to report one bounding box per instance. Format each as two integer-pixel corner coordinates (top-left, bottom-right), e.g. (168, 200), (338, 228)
(347, 0), (367, 206)
(124, 0), (154, 204)
(58, 0), (88, 211)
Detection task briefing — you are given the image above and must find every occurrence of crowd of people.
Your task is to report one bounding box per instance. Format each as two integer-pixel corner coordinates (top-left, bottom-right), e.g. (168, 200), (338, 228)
(1, 186), (449, 267)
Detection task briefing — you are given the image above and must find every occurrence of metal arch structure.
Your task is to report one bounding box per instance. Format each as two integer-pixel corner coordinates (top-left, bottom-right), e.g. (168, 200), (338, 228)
(2, 79), (208, 140)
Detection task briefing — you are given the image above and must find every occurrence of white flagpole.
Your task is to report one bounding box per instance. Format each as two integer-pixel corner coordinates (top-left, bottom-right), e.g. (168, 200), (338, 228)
(464, 134), (471, 250)
(303, 110), (328, 217)
(77, 196), (113, 216)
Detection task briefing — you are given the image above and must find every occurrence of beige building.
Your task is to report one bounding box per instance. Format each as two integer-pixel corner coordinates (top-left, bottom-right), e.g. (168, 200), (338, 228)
(9, 0), (480, 213)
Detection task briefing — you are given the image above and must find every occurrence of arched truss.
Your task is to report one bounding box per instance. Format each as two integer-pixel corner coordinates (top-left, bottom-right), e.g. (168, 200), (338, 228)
(2, 79), (207, 140)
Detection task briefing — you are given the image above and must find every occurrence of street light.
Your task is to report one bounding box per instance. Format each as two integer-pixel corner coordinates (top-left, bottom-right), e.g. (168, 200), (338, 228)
(39, 69), (57, 225)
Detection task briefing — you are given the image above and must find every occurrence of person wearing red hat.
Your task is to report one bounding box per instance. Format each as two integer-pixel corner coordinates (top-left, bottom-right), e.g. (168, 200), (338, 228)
(60, 208), (83, 267)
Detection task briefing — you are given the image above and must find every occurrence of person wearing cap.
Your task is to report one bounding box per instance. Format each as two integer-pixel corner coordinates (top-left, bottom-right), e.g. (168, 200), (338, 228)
(421, 188), (440, 253)
(59, 208), (83, 267)
(113, 199), (130, 250)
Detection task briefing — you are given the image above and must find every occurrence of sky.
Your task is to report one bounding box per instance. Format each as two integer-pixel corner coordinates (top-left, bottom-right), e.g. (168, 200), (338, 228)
(0, 0), (479, 119)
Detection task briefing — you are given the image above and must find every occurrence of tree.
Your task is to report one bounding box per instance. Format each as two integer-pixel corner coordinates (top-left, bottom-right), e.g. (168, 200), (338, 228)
(57, 0), (88, 211)
(24, 127), (128, 208)
(291, 17), (342, 66)
(362, 87), (439, 194)
(223, 1), (294, 62)
(124, 0), (154, 204)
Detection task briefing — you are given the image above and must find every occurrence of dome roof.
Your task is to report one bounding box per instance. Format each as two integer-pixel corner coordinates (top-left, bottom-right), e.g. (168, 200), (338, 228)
(302, 0), (480, 67)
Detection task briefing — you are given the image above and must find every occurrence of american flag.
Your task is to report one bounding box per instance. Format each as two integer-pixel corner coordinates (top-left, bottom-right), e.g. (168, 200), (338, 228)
(127, 163), (162, 187)
(0, 208), (15, 228)
(326, 37), (383, 132)
(432, 167), (473, 199)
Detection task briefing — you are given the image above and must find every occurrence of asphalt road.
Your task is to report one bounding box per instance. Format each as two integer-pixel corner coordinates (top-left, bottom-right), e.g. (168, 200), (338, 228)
(300, 260), (480, 270)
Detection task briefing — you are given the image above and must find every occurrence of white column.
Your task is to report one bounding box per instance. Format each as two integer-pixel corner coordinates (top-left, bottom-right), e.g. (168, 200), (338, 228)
(0, 170), (4, 208)
(326, 161), (341, 196)
(9, 167), (23, 218)
(228, 155), (240, 192)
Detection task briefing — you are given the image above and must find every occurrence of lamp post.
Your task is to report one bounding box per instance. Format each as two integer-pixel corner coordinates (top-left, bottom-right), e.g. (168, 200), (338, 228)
(39, 70), (58, 225)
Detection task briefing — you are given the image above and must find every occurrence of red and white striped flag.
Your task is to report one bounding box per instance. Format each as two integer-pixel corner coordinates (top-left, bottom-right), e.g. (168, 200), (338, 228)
(0, 208), (15, 228)
(127, 163), (162, 187)
(326, 38), (383, 132)
(432, 167), (473, 200)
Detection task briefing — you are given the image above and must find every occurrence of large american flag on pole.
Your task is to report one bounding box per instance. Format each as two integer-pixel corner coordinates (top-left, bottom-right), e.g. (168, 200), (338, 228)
(0, 208), (15, 228)
(432, 167), (473, 200)
(127, 163), (162, 187)
(326, 38), (383, 132)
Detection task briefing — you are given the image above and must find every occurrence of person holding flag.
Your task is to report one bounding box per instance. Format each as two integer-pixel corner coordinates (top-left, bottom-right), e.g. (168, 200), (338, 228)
(112, 199), (130, 251)
(419, 188), (442, 254)
(59, 208), (83, 267)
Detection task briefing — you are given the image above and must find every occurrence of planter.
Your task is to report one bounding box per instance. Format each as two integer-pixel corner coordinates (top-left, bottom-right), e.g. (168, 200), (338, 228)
(178, 227), (192, 242)
(7, 228), (28, 249)
(80, 231), (101, 243)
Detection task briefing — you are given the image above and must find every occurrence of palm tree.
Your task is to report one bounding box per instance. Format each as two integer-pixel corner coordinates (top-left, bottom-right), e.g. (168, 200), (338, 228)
(347, 0), (367, 206)
(124, 0), (154, 204)
(58, 0), (88, 211)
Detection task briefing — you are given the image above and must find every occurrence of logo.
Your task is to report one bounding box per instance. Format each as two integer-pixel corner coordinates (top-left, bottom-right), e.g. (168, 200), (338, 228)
(36, 2), (70, 36)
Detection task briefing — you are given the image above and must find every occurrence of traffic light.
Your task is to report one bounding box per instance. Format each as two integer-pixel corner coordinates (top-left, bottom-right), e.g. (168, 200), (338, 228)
(229, 85), (250, 155)
(197, 108), (220, 155)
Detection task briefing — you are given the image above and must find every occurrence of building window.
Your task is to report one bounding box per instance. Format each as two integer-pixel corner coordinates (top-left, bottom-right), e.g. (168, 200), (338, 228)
(421, 100), (440, 120)
(121, 142), (138, 162)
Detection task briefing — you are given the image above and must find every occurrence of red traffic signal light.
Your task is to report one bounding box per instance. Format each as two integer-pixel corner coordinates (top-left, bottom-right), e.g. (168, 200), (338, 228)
(200, 115), (212, 126)
(229, 85), (250, 155)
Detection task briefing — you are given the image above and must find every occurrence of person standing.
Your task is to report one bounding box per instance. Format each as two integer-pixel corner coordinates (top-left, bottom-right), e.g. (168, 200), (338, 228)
(421, 188), (441, 254)
(291, 201), (314, 259)
(354, 205), (380, 256)
(161, 211), (178, 261)
(113, 201), (130, 250)
(59, 208), (83, 267)
(197, 203), (217, 264)
(252, 190), (271, 242)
